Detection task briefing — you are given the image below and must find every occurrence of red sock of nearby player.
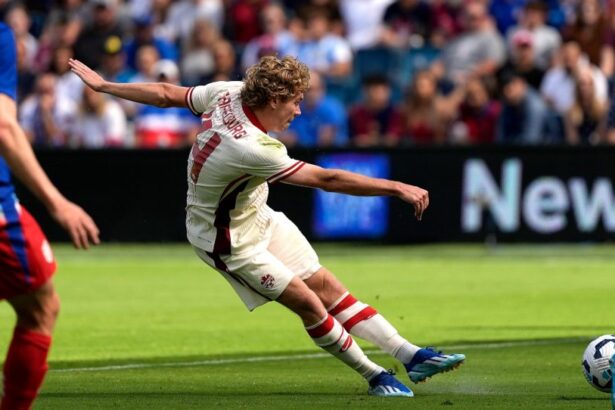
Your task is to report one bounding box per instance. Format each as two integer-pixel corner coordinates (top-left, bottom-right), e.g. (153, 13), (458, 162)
(1, 327), (52, 410)
(328, 292), (420, 364)
(306, 314), (384, 381)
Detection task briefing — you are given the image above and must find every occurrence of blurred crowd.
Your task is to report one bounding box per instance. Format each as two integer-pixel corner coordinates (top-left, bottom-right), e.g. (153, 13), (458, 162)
(2, 0), (615, 148)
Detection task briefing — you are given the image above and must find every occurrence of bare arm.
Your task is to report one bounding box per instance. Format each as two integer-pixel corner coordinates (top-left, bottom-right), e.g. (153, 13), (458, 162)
(68, 58), (189, 108)
(0, 94), (99, 248)
(284, 163), (429, 220)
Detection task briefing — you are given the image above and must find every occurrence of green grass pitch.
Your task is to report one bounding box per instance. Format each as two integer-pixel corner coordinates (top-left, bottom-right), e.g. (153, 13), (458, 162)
(0, 243), (613, 409)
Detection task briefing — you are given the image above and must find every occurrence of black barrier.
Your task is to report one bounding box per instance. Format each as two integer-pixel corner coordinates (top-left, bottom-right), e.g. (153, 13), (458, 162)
(15, 146), (615, 243)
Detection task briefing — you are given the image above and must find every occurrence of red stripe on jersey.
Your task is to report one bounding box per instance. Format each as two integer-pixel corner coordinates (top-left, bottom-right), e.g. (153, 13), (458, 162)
(242, 104), (267, 133)
(307, 315), (335, 338)
(213, 179), (250, 255)
(267, 161), (305, 183)
(190, 133), (221, 183)
(220, 174), (251, 200)
(185, 87), (198, 116)
(328, 293), (358, 316)
(342, 306), (378, 332)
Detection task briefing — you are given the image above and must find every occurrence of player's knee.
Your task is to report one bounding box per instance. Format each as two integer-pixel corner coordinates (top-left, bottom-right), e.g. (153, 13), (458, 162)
(13, 289), (60, 334)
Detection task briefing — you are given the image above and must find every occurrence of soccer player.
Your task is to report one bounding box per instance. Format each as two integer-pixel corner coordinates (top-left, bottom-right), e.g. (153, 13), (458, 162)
(69, 55), (465, 397)
(0, 23), (100, 410)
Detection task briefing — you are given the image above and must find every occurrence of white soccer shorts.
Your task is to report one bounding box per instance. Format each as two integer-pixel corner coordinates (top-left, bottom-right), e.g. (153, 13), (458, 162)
(193, 211), (321, 311)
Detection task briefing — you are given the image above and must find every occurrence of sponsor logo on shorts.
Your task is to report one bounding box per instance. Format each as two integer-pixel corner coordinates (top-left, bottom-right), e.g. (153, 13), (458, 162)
(260, 274), (275, 289)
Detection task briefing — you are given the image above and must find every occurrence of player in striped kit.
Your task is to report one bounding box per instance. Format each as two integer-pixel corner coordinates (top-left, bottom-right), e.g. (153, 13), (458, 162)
(69, 55), (465, 397)
(0, 23), (100, 410)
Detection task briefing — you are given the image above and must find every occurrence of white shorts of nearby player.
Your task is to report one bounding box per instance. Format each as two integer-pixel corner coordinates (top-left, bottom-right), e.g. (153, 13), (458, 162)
(193, 211), (321, 311)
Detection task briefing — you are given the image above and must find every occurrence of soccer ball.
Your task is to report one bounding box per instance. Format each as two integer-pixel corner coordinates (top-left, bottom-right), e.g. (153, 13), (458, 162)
(582, 334), (615, 393)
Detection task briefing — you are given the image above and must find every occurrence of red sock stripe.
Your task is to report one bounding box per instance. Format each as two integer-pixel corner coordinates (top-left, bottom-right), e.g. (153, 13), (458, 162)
(307, 315), (335, 338)
(328, 294), (358, 316)
(342, 306), (378, 332)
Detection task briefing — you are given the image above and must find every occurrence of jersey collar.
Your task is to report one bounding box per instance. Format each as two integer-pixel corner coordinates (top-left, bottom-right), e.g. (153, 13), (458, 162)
(242, 104), (267, 133)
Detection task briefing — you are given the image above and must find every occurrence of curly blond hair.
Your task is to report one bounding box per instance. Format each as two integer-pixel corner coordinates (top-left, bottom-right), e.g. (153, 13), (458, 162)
(241, 56), (310, 109)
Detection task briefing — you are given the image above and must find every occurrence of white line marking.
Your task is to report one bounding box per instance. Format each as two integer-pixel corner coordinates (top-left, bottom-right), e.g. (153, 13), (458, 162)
(51, 337), (587, 374)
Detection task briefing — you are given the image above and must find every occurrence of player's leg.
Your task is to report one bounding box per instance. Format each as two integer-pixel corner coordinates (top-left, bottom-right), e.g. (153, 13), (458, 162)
(305, 267), (465, 383)
(276, 276), (412, 397)
(2, 280), (59, 410)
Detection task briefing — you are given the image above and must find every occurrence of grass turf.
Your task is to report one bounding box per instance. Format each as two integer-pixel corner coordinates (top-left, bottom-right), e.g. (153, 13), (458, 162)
(0, 244), (613, 409)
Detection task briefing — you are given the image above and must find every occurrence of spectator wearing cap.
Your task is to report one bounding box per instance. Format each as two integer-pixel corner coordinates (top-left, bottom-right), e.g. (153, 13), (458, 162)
(133, 60), (200, 148)
(100, 35), (135, 83)
(496, 70), (550, 144)
(73, 0), (126, 69)
(69, 85), (128, 148)
(123, 14), (178, 71)
(348, 74), (404, 147)
(498, 29), (545, 90)
(278, 70), (349, 147)
(505, 1), (561, 70)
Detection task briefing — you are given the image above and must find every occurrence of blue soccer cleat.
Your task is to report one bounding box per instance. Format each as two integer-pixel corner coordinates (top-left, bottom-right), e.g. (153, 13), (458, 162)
(405, 347), (465, 384)
(368, 370), (414, 397)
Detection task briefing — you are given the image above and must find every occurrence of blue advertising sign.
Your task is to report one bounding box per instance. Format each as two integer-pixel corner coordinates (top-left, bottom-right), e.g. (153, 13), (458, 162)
(313, 153), (390, 238)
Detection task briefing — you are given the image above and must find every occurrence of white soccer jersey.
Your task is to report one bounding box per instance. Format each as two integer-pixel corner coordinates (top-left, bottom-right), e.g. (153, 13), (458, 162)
(184, 81), (305, 255)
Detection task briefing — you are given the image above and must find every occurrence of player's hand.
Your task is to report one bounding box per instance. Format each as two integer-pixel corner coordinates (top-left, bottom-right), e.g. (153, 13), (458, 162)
(68, 58), (106, 92)
(49, 197), (100, 249)
(398, 183), (429, 221)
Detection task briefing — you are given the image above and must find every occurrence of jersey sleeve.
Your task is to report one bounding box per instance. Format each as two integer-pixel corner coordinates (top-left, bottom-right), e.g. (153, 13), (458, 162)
(240, 140), (305, 184)
(0, 23), (17, 101)
(185, 81), (244, 116)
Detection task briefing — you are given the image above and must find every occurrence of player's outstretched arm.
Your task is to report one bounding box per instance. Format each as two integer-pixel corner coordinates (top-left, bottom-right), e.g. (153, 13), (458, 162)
(284, 163), (429, 220)
(68, 58), (189, 108)
(0, 94), (100, 249)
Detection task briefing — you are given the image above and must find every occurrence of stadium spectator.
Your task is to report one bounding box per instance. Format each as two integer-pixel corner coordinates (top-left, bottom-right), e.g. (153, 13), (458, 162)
(498, 29), (545, 91)
(165, 0), (224, 45)
(348, 74), (404, 146)
(5, 4), (37, 69)
(401, 69), (456, 144)
(19, 72), (78, 147)
(450, 76), (500, 144)
(73, 0), (126, 70)
(429, 0), (463, 45)
(278, 70), (348, 147)
(295, 6), (353, 79)
(123, 14), (178, 71)
(561, 0), (609, 69)
(70, 54), (465, 399)
(49, 45), (84, 104)
(181, 18), (220, 86)
(134, 60), (200, 148)
(15, 35), (36, 104)
(605, 96), (615, 143)
(69, 85), (127, 148)
(42, 0), (88, 48)
(540, 40), (608, 115)
(99, 35), (135, 83)
(380, 0), (433, 49)
(339, 0), (395, 50)
(203, 39), (242, 82)
(505, 0), (561, 70)
(226, 0), (267, 45)
(563, 67), (608, 145)
(289, 0), (344, 36)
(0, 22), (98, 410)
(435, 0), (506, 85)
(496, 71), (551, 144)
(240, 3), (296, 72)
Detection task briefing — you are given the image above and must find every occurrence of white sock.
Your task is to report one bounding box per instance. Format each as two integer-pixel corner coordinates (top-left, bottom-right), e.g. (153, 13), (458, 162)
(306, 314), (384, 381)
(328, 292), (421, 365)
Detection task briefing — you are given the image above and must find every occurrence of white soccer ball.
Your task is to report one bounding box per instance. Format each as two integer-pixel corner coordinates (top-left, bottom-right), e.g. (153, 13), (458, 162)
(582, 334), (615, 393)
